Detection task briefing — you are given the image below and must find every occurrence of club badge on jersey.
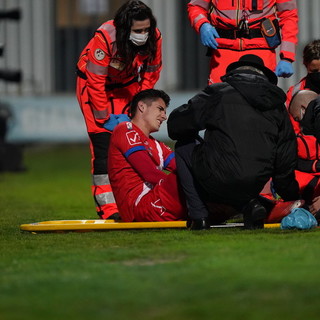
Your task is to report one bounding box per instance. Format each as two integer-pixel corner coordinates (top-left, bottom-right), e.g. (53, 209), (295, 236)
(94, 48), (106, 60)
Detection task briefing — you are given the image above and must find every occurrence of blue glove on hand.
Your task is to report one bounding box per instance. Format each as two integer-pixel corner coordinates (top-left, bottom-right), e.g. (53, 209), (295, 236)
(116, 114), (130, 123)
(103, 114), (130, 131)
(199, 23), (219, 49)
(275, 60), (294, 78)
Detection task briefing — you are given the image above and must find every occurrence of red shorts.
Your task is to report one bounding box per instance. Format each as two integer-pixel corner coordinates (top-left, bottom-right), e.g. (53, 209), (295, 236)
(133, 173), (187, 222)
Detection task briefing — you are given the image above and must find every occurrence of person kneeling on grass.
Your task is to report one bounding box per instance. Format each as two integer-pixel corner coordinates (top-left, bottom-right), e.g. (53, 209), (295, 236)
(167, 54), (301, 230)
(287, 90), (320, 222)
(107, 89), (187, 222)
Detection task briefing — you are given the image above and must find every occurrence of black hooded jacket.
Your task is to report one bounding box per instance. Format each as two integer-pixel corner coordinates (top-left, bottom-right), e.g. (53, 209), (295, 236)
(168, 71), (299, 207)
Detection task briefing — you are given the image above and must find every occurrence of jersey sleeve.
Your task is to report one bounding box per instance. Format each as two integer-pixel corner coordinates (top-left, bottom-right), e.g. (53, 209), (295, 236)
(159, 141), (176, 172)
(127, 152), (168, 186)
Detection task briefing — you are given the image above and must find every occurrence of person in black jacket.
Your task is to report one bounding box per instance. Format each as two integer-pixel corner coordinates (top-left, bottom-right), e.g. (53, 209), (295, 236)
(167, 54), (300, 230)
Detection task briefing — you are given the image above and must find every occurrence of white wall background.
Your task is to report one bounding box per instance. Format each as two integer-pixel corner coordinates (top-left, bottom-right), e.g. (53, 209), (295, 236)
(0, 0), (319, 95)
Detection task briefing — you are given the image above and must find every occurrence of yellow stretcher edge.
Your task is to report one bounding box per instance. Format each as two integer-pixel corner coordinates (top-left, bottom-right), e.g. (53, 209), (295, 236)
(20, 220), (281, 232)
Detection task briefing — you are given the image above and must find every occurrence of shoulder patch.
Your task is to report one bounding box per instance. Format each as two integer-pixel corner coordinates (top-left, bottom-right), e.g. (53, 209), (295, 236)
(94, 48), (106, 60)
(126, 131), (141, 145)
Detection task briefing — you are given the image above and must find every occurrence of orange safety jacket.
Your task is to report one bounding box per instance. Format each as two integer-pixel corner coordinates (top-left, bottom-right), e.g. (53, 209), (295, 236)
(286, 77), (307, 107)
(187, 0), (298, 61)
(288, 112), (320, 163)
(288, 114), (320, 200)
(76, 20), (162, 128)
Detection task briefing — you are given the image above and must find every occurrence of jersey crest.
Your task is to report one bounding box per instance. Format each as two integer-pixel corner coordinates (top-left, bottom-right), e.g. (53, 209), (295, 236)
(126, 131), (141, 145)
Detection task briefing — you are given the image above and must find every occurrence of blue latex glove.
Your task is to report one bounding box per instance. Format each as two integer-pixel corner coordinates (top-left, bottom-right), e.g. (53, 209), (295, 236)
(103, 114), (130, 131)
(199, 23), (220, 49)
(116, 114), (130, 123)
(281, 208), (318, 230)
(275, 60), (294, 78)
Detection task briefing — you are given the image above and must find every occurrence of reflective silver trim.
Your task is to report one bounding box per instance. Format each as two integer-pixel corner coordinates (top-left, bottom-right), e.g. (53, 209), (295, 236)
(93, 174), (110, 186)
(281, 41), (296, 54)
(95, 191), (116, 205)
(194, 13), (207, 25)
(189, 0), (209, 9)
(144, 64), (161, 72)
(277, 1), (297, 12)
(93, 109), (108, 119)
(99, 23), (116, 42)
(87, 60), (108, 75)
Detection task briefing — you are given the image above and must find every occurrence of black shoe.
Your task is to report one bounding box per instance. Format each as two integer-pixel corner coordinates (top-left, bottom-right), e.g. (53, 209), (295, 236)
(187, 218), (211, 230)
(242, 198), (267, 230)
(98, 211), (121, 220)
(107, 212), (121, 220)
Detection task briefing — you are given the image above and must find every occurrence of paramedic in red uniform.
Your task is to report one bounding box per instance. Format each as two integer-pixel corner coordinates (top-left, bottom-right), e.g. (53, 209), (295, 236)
(76, 1), (162, 219)
(108, 89), (187, 222)
(286, 39), (320, 106)
(287, 90), (320, 222)
(187, 0), (298, 84)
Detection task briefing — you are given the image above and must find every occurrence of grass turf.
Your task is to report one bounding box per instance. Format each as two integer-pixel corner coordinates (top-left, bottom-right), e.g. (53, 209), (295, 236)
(1, 144), (320, 320)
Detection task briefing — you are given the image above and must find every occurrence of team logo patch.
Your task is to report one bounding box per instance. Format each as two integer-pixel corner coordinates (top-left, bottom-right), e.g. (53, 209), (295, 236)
(94, 48), (106, 60)
(126, 130), (141, 145)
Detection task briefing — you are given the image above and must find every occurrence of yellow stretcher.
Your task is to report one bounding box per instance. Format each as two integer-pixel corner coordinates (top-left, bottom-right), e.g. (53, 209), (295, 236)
(19, 219), (281, 232)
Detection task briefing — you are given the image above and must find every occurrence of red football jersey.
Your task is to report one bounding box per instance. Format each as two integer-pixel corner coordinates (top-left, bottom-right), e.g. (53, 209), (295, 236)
(108, 122), (176, 221)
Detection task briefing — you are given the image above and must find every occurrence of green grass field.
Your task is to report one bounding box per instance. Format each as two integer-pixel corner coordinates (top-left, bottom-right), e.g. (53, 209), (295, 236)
(1, 144), (320, 320)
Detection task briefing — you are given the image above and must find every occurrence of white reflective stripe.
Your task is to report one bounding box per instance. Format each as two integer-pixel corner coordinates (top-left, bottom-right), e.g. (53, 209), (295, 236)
(194, 14), (207, 25)
(144, 64), (161, 72)
(155, 140), (164, 171)
(189, 0), (209, 9)
(276, 1), (297, 12)
(211, 9), (275, 21)
(99, 23), (116, 42)
(93, 109), (108, 119)
(135, 183), (152, 206)
(93, 174), (110, 186)
(87, 60), (108, 75)
(281, 41), (296, 54)
(95, 191), (116, 205)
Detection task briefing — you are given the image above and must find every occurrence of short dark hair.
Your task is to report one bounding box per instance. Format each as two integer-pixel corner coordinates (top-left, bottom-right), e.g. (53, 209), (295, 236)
(303, 39), (320, 67)
(129, 89), (170, 118)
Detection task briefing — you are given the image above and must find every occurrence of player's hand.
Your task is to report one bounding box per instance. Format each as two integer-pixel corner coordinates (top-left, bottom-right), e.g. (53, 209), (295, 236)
(275, 60), (294, 78)
(199, 23), (219, 49)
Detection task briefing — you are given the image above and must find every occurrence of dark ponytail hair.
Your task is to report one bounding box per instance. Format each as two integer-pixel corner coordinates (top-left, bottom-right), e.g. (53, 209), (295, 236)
(114, 0), (158, 65)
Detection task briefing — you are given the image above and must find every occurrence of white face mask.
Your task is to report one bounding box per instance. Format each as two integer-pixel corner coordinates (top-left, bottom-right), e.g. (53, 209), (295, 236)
(129, 32), (149, 46)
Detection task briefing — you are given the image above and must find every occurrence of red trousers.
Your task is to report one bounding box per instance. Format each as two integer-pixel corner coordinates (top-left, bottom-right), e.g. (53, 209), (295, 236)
(209, 48), (277, 84)
(132, 173), (187, 222)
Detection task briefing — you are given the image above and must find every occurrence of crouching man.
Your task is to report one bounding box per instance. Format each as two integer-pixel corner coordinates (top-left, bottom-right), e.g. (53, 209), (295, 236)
(108, 89), (187, 222)
(167, 54), (300, 230)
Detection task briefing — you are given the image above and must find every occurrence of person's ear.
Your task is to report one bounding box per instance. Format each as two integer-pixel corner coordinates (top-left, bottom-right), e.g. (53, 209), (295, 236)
(138, 102), (145, 113)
